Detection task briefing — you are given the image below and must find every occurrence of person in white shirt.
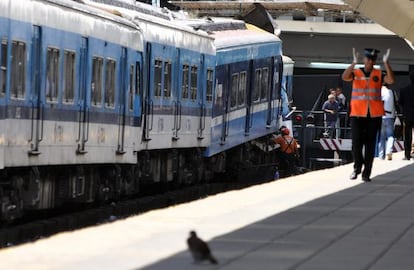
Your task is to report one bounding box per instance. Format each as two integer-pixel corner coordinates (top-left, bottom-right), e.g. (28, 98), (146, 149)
(378, 83), (396, 160)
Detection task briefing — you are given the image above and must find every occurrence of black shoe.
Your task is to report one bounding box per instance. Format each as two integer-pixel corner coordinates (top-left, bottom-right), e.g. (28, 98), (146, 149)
(403, 157), (411, 161)
(362, 176), (371, 182)
(350, 171), (359, 180)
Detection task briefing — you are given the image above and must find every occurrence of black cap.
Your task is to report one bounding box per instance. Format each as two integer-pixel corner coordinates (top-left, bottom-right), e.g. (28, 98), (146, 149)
(364, 48), (380, 60)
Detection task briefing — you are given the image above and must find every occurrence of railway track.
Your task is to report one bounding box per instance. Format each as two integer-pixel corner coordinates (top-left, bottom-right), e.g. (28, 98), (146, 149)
(0, 175), (276, 248)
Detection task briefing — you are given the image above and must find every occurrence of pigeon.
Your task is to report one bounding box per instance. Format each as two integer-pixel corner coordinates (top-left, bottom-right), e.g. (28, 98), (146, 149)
(187, 231), (218, 264)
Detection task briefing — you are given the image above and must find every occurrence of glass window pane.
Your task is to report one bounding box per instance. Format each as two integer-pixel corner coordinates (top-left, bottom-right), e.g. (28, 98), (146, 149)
(230, 73), (238, 109)
(46, 47), (59, 102)
(105, 59), (116, 108)
(129, 64), (134, 111)
(190, 65), (197, 101)
(238, 71), (246, 106)
(92, 57), (103, 106)
(163, 61), (171, 98)
(253, 69), (261, 102)
(182, 64), (189, 100)
(261, 67), (269, 101)
(63, 50), (75, 103)
(206, 68), (213, 103)
(154, 60), (162, 97)
(11, 41), (26, 99)
(1, 40), (7, 98)
(135, 61), (140, 96)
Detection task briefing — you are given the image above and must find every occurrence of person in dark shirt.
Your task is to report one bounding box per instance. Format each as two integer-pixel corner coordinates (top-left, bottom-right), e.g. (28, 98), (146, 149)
(399, 71), (414, 160)
(322, 93), (339, 138)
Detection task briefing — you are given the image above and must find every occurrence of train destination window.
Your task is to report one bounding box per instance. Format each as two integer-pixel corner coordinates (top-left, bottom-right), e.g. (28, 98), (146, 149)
(238, 71), (246, 106)
(163, 61), (171, 98)
(46, 47), (60, 102)
(91, 57), (103, 106)
(190, 65), (197, 101)
(63, 50), (75, 103)
(11, 40), (26, 99)
(182, 64), (189, 100)
(1, 40), (7, 98)
(129, 64), (134, 111)
(253, 69), (261, 102)
(105, 59), (116, 108)
(230, 73), (239, 109)
(154, 59), (162, 97)
(206, 68), (213, 103)
(261, 67), (269, 101)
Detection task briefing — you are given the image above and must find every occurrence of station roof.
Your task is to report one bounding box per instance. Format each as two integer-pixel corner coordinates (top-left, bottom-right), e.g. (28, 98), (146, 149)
(344, 0), (414, 45)
(170, 1), (357, 18)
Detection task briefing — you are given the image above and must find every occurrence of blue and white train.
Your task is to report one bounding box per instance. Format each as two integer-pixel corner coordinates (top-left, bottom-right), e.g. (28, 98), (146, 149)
(0, 0), (294, 222)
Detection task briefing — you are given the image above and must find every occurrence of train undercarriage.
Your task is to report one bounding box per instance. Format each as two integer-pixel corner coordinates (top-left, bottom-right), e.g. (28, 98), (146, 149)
(0, 136), (279, 224)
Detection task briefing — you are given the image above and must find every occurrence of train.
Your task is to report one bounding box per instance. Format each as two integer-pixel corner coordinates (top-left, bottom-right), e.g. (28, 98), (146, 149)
(0, 0), (294, 222)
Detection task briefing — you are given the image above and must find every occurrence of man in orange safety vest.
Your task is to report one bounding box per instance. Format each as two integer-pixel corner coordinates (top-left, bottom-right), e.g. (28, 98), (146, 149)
(342, 48), (395, 182)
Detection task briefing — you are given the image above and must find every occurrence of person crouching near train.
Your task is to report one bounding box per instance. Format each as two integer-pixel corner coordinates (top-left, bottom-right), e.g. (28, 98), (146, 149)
(273, 126), (301, 176)
(342, 48), (395, 182)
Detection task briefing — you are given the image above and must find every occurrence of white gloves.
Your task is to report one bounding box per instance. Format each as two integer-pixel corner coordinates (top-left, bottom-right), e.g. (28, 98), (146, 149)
(352, 48), (359, 64)
(383, 48), (391, 63)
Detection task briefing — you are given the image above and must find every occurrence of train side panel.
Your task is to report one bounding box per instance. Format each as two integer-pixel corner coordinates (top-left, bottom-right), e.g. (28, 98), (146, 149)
(206, 29), (283, 157)
(0, 0), (144, 169)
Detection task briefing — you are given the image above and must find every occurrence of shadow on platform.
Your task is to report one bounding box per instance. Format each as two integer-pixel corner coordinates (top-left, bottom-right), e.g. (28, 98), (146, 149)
(138, 164), (414, 270)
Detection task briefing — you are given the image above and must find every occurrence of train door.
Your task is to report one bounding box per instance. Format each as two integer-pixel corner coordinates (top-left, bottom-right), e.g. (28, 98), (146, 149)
(77, 37), (89, 154)
(142, 43), (152, 141)
(266, 57), (275, 127)
(116, 47), (127, 154)
(220, 64), (230, 144)
(197, 54), (206, 139)
(172, 48), (181, 140)
(272, 56), (283, 124)
(245, 59), (254, 135)
(28, 25), (43, 155)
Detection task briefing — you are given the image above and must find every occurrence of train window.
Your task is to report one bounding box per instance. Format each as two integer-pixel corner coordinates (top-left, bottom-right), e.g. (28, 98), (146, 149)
(1, 40), (7, 98)
(206, 68), (213, 103)
(154, 59), (162, 97)
(92, 57), (103, 106)
(163, 61), (171, 98)
(238, 71), (246, 106)
(10, 41), (26, 99)
(261, 67), (269, 101)
(63, 50), (75, 103)
(230, 73), (239, 109)
(190, 65), (197, 101)
(105, 59), (116, 108)
(182, 64), (189, 100)
(135, 62), (141, 97)
(129, 64), (134, 111)
(46, 47), (60, 103)
(253, 69), (261, 102)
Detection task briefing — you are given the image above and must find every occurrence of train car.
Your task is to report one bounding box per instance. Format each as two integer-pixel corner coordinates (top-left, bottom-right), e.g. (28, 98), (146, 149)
(180, 18), (284, 158)
(281, 55), (294, 119)
(0, 0), (144, 221)
(87, 0), (216, 185)
(0, 0), (294, 222)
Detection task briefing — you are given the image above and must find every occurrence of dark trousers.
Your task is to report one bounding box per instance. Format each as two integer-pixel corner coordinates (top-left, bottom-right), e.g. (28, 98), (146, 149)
(277, 151), (299, 175)
(403, 119), (414, 159)
(350, 116), (382, 177)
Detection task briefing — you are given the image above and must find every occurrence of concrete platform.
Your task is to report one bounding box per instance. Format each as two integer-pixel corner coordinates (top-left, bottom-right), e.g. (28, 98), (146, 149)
(0, 151), (413, 270)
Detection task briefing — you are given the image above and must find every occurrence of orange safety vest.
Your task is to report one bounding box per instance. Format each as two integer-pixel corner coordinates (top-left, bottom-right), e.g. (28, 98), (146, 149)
(350, 68), (384, 117)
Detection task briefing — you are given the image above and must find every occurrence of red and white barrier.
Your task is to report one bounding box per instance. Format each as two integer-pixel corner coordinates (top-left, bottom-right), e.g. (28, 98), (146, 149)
(319, 138), (405, 152)
(319, 138), (352, 151)
(393, 140), (404, 152)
